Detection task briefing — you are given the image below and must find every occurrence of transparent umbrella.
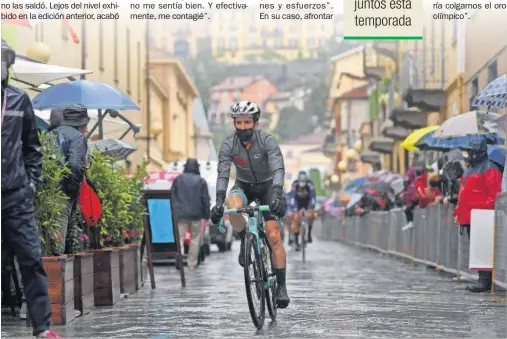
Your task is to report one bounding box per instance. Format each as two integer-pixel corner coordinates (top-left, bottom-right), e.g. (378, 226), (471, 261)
(88, 139), (136, 159)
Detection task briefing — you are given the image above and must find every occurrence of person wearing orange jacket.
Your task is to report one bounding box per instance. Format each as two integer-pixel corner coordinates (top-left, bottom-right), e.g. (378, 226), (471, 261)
(453, 139), (502, 293)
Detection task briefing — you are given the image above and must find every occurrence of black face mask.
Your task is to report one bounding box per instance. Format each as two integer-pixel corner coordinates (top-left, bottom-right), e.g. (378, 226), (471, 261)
(236, 128), (254, 142)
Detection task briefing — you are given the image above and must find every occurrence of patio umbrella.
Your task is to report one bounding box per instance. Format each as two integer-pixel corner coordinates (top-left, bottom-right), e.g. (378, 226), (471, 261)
(11, 57), (92, 88)
(472, 74), (507, 108)
(32, 80), (140, 111)
(415, 130), (504, 151)
(432, 111), (501, 138)
(400, 125), (440, 151)
(88, 139), (137, 159)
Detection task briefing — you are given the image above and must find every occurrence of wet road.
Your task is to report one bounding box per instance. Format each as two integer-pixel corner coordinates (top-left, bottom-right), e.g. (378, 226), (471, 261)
(3, 230), (507, 338)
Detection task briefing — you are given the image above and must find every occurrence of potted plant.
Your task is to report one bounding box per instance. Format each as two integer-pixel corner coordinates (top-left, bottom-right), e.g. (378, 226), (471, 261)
(121, 162), (148, 293)
(65, 210), (94, 316)
(35, 131), (75, 325)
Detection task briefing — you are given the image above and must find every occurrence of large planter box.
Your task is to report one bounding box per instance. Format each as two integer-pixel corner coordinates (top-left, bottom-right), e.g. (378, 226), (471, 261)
(42, 255), (75, 325)
(88, 248), (120, 306)
(70, 252), (94, 315)
(119, 245), (138, 294)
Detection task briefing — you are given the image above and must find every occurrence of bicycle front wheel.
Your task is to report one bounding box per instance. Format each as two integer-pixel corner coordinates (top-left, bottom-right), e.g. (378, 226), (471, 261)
(301, 224), (306, 263)
(243, 233), (266, 329)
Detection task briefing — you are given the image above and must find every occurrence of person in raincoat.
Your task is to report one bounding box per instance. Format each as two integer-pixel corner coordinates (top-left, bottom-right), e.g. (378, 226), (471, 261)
(453, 139), (502, 293)
(440, 159), (464, 205)
(402, 168), (418, 230)
(1, 40), (59, 338)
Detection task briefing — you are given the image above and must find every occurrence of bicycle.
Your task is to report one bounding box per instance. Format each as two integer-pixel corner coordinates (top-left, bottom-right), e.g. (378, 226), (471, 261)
(298, 209), (308, 263)
(214, 203), (277, 330)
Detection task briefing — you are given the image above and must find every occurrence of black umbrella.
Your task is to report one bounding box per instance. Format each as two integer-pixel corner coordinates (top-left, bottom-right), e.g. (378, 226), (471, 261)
(88, 139), (136, 159)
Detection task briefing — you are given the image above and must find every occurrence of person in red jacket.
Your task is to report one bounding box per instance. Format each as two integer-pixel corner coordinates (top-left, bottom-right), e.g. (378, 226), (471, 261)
(425, 173), (442, 204)
(415, 168), (429, 208)
(453, 139), (502, 293)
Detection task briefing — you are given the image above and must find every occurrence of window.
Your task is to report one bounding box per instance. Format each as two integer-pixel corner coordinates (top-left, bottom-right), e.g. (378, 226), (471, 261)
(488, 59), (498, 83)
(126, 29), (131, 95)
(229, 37), (237, 51)
(233, 90), (240, 101)
(61, 21), (68, 41)
(275, 38), (283, 48)
(452, 19), (458, 44)
(469, 77), (479, 110)
(289, 39), (297, 48)
(230, 23), (237, 32)
(307, 38), (315, 47)
(217, 38), (225, 51)
(98, 21), (104, 71)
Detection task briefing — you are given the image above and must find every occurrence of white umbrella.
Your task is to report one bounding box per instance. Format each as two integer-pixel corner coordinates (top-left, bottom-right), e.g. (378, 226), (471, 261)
(346, 193), (363, 209)
(433, 110), (501, 138)
(10, 58), (92, 88)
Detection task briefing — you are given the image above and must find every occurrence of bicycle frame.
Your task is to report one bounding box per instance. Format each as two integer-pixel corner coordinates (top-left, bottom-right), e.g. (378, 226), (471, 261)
(218, 205), (277, 289)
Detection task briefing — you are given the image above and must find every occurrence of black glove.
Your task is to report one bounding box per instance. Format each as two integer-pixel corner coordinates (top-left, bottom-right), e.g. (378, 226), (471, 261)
(211, 192), (225, 225)
(269, 186), (285, 217)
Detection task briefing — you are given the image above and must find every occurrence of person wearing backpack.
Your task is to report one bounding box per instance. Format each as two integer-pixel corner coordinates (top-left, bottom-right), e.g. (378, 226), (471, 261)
(53, 104), (89, 252)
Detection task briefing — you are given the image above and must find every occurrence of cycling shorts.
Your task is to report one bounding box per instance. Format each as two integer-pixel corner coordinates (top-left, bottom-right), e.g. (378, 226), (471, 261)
(294, 199), (310, 211)
(228, 180), (276, 221)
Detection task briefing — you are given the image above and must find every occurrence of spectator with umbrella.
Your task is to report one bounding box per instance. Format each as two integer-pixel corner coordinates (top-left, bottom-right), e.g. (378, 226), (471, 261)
(453, 139), (502, 293)
(52, 104), (89, 251)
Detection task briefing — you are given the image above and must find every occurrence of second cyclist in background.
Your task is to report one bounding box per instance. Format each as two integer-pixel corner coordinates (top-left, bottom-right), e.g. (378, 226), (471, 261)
(290, 171), (316, 250)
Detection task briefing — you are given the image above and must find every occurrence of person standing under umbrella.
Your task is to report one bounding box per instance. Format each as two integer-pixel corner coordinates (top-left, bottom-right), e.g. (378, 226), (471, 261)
(2, 39), (60, 338)
(52, 104), (89, 252)
(171, 158), (210, 269)
(453, 139), (502, 293)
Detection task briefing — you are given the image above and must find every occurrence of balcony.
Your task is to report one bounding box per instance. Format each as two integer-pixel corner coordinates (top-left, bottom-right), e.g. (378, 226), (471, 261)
(368, 137), (394, 154)
(372, 41), (399, 63)
(380, 119), (410, 141)
(363, 45), (390, 80)
(360, 151), (381, 166)
(261, 29), (283, 38)
(400, 48), (446, 112)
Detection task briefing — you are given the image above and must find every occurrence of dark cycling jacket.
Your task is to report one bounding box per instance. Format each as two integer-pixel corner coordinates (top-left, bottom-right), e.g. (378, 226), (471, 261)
(1, 85), (42, 192)
(289, 179), (316, 208)
(216, 129), (285, 196)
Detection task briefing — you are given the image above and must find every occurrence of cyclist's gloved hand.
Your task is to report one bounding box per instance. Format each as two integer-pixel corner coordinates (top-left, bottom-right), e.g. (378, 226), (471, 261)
(269, 186), (285, 217)
(211, 192), (225, 225)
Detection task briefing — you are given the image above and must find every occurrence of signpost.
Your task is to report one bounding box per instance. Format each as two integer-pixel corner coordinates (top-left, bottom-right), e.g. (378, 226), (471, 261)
(141, 189), (186, 288)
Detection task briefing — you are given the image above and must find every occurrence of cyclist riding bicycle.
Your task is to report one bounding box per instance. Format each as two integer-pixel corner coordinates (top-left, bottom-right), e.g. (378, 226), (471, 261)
(290, 171), (316, 250)
(210, 101), (290, 309)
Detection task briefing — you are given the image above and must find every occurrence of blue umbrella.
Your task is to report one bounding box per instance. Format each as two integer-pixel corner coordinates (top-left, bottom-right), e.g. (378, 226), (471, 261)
(32, 80), (140, 111)
(472, 74), (507, 108)
(415, 131), (504, 151)
(344, 176), (367, 194)
(487, 145), (506, 168)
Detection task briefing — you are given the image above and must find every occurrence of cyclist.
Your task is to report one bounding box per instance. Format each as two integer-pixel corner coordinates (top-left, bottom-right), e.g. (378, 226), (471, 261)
(290, 171), (316, 250)
(210, 101), (290, 309)
(283, 188), (294, 245)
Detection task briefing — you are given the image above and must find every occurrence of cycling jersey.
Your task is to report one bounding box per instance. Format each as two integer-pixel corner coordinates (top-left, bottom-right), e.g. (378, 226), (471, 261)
(290, 179), (316, 210)
(216, 129), (285, 195)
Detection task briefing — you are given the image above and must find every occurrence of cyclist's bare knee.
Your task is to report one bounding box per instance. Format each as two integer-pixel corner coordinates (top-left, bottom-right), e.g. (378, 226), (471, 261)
(266, 220), (281, 247)
(226, 194), (245, 231)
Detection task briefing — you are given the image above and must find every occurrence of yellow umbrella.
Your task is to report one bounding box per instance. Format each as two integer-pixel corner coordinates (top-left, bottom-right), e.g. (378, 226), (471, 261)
(400, 125), (440, 151)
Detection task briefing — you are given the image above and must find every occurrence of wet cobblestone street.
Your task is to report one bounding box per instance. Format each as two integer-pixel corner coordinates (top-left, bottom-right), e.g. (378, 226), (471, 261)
(2, 227), (506, 338)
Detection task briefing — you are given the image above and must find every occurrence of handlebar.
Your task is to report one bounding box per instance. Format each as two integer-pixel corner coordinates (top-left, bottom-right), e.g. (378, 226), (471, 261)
(223, 205), (271, 215)
(213, 205), (271, 234)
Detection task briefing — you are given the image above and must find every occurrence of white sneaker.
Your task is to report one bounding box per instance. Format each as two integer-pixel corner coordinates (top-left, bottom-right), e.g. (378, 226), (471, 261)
(402, 221), (414, 231)
(19, 301), (27, 320)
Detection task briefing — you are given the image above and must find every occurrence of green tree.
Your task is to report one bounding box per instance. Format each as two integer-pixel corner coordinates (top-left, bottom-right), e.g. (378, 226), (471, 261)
(309, 168), (328, 197)
(273, 106), (314, 142)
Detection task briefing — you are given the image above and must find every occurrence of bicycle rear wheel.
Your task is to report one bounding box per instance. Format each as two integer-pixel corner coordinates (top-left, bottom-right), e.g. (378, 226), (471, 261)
(261, 234), (277, 320)
(243, 233), (266, 329)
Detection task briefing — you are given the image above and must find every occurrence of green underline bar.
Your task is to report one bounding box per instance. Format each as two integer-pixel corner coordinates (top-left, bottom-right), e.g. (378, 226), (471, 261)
(344, 36), (423, 40)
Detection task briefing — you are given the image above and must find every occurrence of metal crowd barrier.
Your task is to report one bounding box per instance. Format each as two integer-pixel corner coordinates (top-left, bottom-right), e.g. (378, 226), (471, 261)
(318, 193), (507, 290)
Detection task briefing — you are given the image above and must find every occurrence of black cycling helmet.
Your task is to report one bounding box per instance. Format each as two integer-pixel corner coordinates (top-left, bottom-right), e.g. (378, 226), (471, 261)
(230, 101), (261, 122)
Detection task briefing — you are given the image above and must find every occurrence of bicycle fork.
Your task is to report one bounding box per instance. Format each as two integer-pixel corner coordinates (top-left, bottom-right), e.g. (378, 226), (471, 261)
(248, 217), (276, 289)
